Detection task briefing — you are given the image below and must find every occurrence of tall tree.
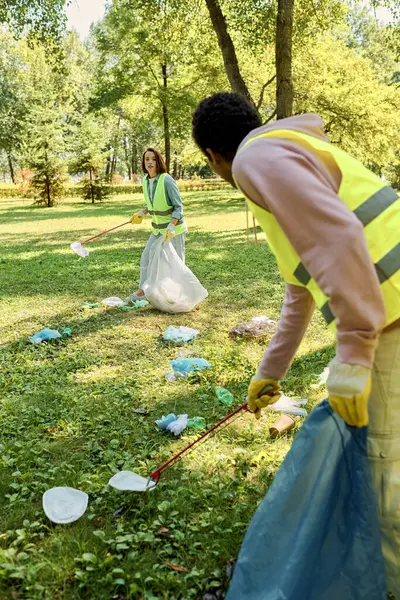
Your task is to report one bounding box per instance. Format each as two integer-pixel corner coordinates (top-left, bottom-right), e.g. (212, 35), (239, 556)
(93, 0), (225, 171)
(203, 0), (254, 105)
(275, 0), (294, 118)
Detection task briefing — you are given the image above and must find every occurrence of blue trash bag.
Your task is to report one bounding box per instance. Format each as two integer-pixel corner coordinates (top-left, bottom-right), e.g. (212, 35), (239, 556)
(226, 400), (387, 600)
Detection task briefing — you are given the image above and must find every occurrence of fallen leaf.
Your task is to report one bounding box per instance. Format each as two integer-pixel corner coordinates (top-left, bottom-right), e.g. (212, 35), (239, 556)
(0, 533), (7, 539)
(167, 562), (190, 573)
(47, 428), (57, 433)
(157, 527), (169, 535)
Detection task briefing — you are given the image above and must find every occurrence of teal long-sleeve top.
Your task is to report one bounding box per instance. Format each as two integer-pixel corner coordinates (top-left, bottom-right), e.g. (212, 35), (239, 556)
(145, 174), (183, 220)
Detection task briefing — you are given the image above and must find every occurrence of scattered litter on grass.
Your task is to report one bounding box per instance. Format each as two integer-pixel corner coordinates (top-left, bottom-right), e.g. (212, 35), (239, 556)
(70, 241), (89, 258)
(162, 325), (199, 344)
(132, 407), (150, 415)
(167, 414), (188, 436)
(166, 357), (211, 381)
(311, 367), (329, 388)
(42, 487), (88, 524)
(108, 471), (156, 492)
(269, 414), (296, 439)
(187, 416), (206, 430)
(216, 387), (234, 406)
(155, 413), (177, 430)
(82, 301), (100, 309)
(230, 315), (276, 338)
(101, 297), (127, 307)
(118, 299), (149, 311)
(269, 392), (308, 417)
(29, 327), (71, 344)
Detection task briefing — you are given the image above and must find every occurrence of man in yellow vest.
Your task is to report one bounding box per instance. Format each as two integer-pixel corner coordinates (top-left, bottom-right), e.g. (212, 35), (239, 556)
(192, 92), (400, 595)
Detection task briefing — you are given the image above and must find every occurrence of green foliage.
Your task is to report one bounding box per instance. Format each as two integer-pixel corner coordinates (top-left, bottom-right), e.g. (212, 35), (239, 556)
(293, 34), (400, 167)
(70, 116), (110, 204)
(0, 0), (67, 45)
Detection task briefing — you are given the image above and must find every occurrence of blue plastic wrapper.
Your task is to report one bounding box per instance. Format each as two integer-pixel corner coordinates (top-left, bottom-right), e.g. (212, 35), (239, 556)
(29, 328), (62, 344)
(227, 400), (387, 600)
(169, 357), (211, 376)
(163, 326), (199, 344)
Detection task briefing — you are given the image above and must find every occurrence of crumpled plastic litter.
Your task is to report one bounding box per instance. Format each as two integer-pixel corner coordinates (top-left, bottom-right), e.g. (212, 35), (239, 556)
(101, 296), (127, 307)
(155, 413), (189, 436)
(118, 299), (149, 311)
(188, 416), (206, 430)
(82, 301), (100, 309)
(163, 325), (200, 344)
(169, 357), (211, 379)
(269, 392), (308, 417)
(167, 414), (188, 436)
(216, 387), (234, 406)
(155, 413), (178, 430)
(108, 471), (156, 492)
(311, 367), (330, 388)
(42, 487), (88, 524)
(70, 241), (89, 258)
(29, 327), (71, 344)
(230, 315), (276, 338)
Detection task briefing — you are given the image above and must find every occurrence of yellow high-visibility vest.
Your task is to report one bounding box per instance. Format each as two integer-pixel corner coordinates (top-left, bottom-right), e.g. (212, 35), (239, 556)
(143, 174), (185, 236)
(238, 129), (400, 331)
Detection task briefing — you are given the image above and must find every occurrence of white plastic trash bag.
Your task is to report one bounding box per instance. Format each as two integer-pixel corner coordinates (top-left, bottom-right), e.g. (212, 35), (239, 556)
(142, 236), (208, 313)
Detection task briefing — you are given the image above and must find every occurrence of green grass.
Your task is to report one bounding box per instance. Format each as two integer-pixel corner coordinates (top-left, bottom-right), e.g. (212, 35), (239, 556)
(0, 191), (334, 599)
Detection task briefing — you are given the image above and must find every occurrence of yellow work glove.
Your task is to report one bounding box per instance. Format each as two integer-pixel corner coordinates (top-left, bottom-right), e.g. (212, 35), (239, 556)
(248, 374), (281, 419)
(327, 357), (371, 428)
(164, 223), (176, 243)
(130, 210), (145, 225)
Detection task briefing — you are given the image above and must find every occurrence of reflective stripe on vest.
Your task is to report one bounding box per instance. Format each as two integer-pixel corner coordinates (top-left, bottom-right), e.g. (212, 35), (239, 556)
(239, 129), (400, 331)
(143, 173), (185, 236)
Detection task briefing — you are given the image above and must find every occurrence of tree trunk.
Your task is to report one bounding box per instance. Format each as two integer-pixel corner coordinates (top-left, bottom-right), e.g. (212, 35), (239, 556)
(276, 0), (294, 119)
(106, 151), (112, 181)
(45, 175), (51, 207)
(172, 153), (179, 179)
(124, 137), (132, 180)
(204, 0), (254, 106)
(161, 64), (171, 172)
(110, 152), (117, 180)
(89, 168), (94, 204)
(7, 153), (15, 184)
(131, 139), (138, 175)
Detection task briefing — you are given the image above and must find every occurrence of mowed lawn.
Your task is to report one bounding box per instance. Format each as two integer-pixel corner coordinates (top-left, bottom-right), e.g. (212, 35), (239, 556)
(0, 190), (334, 599)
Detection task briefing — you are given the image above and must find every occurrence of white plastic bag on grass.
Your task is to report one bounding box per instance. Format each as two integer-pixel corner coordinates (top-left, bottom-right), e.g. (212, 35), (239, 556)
(142, 236), (208, 313)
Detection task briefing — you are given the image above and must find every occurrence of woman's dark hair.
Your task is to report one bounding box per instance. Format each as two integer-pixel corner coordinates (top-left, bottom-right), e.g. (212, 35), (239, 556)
(141, 148), (167, 175)
(192, 92), (262, 161)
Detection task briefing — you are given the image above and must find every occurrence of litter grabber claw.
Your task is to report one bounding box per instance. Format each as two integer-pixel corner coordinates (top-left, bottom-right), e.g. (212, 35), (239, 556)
(70, 220), (131, 257)
(109, 401), (253, 492)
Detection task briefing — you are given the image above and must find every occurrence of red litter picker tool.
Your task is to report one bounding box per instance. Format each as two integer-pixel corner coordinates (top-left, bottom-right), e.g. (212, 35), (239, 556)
(108, 386), (276, 493)
(108, 402), (250, 492)
(70, 220), (131, 257)
(108, 385), (275, 492)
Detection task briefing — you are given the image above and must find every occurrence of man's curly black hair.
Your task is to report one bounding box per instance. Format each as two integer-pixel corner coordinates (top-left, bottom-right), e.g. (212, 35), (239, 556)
(192, 92), (262, 162)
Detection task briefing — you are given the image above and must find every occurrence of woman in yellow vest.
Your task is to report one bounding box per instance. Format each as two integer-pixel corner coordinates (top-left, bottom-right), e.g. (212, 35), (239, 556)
(127, 147), (187, 302)
(192, 92), (400, 596)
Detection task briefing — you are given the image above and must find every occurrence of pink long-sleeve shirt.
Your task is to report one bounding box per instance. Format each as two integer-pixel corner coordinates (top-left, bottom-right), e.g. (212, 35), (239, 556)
(232, 114), (392, 380)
